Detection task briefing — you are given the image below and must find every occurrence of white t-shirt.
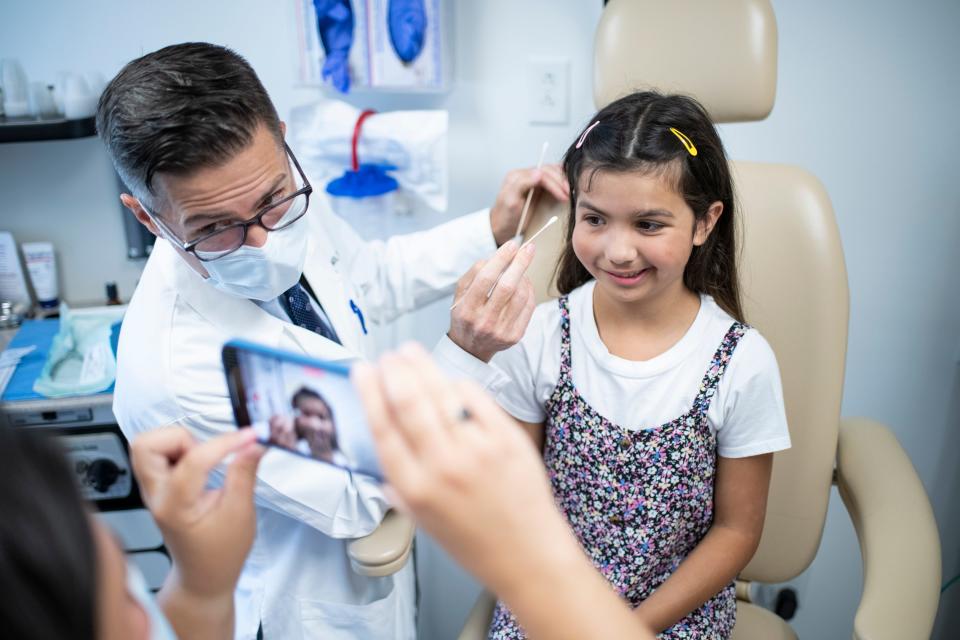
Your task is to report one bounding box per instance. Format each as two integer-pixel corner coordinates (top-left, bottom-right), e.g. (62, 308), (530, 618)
(491, 281), (791, 458)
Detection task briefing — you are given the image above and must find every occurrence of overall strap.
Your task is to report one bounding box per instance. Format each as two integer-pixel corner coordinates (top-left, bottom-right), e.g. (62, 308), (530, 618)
(557, 296), (573, 378)
(691, 322), (749, 415)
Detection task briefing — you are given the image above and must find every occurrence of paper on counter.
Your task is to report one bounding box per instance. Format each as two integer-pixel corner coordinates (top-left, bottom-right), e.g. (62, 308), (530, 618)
(0, 345), (36, 398)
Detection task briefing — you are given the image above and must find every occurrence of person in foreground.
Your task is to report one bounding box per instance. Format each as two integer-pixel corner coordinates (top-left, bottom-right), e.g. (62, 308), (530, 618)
(0, 346), (652, 640)
(0, 423), (262, 640)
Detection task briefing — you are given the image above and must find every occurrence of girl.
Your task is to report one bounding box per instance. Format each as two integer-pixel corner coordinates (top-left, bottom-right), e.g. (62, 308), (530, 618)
(488, 92), (791, 638)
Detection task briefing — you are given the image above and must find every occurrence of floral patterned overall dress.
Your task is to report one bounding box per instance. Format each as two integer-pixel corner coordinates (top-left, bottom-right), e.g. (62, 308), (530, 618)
(489, 296), (743, 639)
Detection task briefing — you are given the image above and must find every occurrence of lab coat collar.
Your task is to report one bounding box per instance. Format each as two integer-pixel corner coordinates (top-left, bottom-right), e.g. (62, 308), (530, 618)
(300, 209), (362, 354)
(155, 236), (356, 363)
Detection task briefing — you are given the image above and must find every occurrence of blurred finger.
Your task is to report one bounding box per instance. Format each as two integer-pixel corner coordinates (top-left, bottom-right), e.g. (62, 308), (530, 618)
(222, 441), (265, 507)
(540, 164), (569, 200)
(169, 429), (258, 504)
(464, 241), (519, 308)
(352, 362), (420, 486)
(453, 380), (515, 436)
(377, 352), (451, 453)
(454, 259), (485, 301)
(396, 342), (463, 431)
(510, 168), (544, 193)
(381, 484), (412, 514)
(499, 280), (536, 342)
(130, 426), (197, 498)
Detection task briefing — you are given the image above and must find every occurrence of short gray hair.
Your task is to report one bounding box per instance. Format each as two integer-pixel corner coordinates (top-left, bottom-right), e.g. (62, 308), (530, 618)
(96, 42), (283, 208)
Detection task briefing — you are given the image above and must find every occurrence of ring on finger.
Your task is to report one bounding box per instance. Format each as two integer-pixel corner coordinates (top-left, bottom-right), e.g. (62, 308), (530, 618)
(447, 405), (473, 425)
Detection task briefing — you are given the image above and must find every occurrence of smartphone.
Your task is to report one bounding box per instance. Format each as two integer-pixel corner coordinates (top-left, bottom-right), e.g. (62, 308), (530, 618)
(222, 339), (382, 480)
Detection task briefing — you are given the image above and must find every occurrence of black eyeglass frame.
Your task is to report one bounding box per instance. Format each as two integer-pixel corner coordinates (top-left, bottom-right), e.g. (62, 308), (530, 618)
(145, 142), (313, 262)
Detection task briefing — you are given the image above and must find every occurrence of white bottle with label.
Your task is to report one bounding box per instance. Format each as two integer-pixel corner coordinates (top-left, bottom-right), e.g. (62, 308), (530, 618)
(21, 242), (60, 309)
(0, 231), (31, 305)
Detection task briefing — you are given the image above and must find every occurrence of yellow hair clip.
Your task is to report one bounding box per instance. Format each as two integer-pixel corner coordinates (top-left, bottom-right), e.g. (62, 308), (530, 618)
(669, 127), (698, 157)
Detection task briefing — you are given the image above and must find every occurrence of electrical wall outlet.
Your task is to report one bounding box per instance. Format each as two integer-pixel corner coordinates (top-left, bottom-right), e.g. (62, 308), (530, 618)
(527, 57), (569, 124)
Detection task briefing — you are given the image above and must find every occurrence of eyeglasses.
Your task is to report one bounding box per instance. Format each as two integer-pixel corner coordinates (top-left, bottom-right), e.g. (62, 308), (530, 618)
(146, 143), (313, 262)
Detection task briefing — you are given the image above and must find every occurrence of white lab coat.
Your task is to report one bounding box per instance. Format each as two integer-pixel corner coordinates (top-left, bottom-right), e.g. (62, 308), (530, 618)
(112, 192), (496, 639)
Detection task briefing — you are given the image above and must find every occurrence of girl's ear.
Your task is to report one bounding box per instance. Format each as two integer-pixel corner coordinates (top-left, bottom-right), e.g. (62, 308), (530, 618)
(693, 201), (724, 246)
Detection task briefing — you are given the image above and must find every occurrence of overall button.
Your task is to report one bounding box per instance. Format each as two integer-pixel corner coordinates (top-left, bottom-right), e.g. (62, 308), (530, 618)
(608, 513), (624, 526)
(619, 436), (631, 450)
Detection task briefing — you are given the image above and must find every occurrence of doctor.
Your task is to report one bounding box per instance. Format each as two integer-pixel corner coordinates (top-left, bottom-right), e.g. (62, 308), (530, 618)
(97, 42), (567, 639)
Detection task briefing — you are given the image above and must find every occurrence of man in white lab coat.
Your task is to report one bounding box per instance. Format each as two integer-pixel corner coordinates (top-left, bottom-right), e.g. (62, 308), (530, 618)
(98, 43), (566, 639)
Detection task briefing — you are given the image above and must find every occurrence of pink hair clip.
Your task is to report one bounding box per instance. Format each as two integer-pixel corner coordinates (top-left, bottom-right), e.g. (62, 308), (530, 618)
(575, 120), (600, 149)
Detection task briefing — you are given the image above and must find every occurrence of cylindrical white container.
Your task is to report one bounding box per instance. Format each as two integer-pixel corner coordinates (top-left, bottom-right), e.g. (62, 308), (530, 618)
(21, 242), (60, 309)
(63, 74), (96, 119)
(327, 191), (399, 241)
(1, 58), (31, 117)
(30, 82), (59, 119)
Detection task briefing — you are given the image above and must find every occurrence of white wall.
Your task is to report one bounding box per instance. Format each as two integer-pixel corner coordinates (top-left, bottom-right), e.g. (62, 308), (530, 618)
(1, 1), (958, 638)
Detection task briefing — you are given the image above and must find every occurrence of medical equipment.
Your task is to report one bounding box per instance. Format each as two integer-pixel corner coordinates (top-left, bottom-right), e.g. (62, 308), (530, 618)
(388, 0), (427, 63)
(0, 318), (170, 591)
(222, 339), (383, 480)
(325, 109), (400, 200)
(450, 215), (558, 311)
(288, 98), (448, 213)
(296, 0), (450, 92)
(200, 213), (310, 302)
(32, 304), (123, 398)
(312, 0), (354, 93)
(459, 1), (942, 638)
(514, 141), (550, 238)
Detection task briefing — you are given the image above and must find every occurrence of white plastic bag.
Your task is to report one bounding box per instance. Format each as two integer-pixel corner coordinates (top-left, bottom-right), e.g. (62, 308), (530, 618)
(288, 99), (448, 212)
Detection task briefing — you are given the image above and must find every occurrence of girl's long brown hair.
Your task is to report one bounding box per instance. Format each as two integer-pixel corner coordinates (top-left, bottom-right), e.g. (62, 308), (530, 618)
(556, 91), (744, 323)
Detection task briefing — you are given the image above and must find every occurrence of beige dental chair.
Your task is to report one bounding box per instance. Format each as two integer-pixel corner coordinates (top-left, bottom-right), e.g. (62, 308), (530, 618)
(347, 509), (414, 577)
(458, 1), (942, 638)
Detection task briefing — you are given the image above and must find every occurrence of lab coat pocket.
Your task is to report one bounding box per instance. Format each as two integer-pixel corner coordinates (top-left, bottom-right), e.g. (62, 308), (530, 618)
(298, 581), (403, 640)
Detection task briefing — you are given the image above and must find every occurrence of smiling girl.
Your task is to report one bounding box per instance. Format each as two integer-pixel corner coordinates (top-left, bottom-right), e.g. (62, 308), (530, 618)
(488, 92), (791, 639)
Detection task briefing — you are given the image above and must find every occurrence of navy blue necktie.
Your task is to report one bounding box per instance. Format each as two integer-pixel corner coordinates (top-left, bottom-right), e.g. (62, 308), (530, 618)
(282, 283), (341, 345)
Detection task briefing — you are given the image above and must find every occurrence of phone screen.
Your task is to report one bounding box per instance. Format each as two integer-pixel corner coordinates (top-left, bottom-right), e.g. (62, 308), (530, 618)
(223, 341), (381, 479)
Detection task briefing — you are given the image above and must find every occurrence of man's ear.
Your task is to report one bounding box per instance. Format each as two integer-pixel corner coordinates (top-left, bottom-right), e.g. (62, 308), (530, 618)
(279, 120), (287, 138)
(693, 201), (724, 246)
(120, 193), (210, 277)
(120, 194), (161, 238)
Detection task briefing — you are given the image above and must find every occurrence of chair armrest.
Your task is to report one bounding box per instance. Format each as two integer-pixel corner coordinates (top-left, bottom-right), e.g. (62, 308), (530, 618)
(457, 591), (496, 640)
(347, 510), (415, 577)
(835, 417), (941, 640)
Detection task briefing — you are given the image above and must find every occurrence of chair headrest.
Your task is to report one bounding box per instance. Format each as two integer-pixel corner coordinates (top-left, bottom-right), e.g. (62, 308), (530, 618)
(593, 0), (778, 123)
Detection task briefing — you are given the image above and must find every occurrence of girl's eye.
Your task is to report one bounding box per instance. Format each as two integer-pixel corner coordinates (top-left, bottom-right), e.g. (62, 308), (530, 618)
(637, 220), (664, 232)
(583, 215), (604, 226)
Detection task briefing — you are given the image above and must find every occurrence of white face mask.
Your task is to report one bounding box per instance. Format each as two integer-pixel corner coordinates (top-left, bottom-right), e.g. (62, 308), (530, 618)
(201, 213), (310, 301)
(126, 562), (177, 640)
